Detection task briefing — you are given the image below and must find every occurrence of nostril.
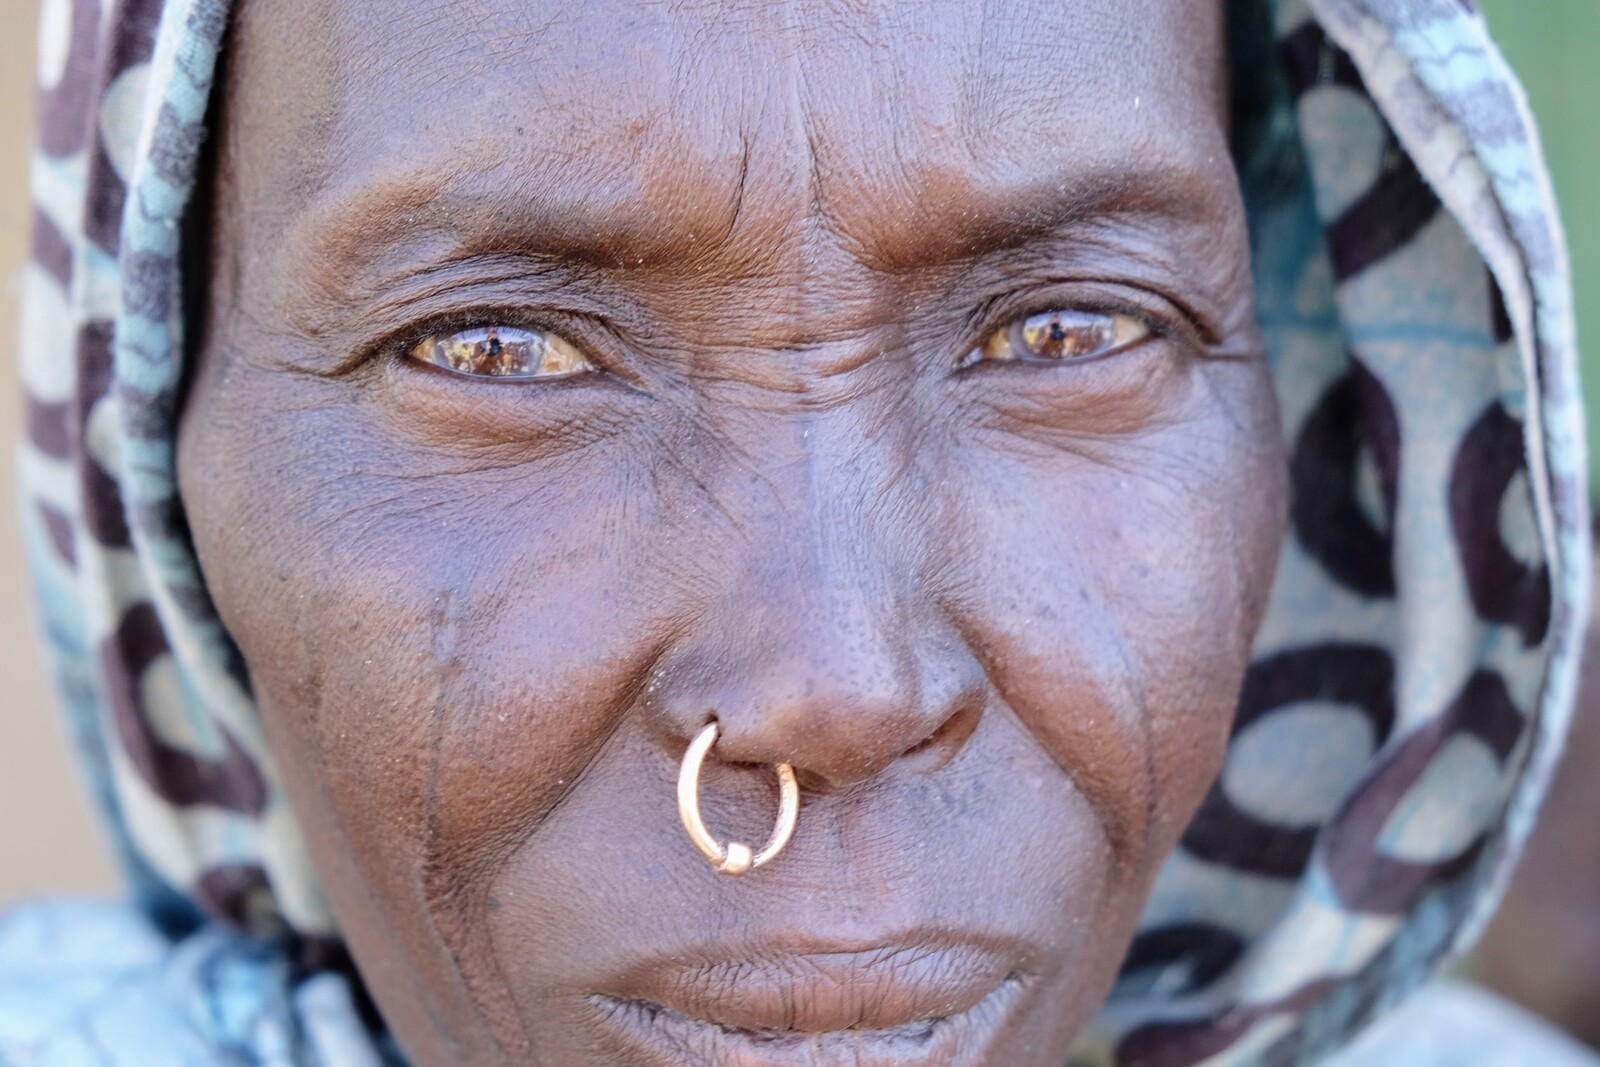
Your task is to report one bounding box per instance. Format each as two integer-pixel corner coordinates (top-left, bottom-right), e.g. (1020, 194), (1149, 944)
(792, 697), (985, 794)
(901, 698), (983, 771)
(791, 765), (844, 796)
(649, 633), (990, 793)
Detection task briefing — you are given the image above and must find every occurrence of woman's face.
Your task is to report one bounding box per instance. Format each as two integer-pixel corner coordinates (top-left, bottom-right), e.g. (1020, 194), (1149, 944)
(180, 1), (1285, 1064)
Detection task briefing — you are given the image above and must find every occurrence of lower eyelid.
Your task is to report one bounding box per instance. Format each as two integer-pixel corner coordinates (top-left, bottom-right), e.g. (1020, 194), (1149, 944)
(406, 357), (599, 386)
(377, 356), (644, 446)
(957, 330), (1168, 379)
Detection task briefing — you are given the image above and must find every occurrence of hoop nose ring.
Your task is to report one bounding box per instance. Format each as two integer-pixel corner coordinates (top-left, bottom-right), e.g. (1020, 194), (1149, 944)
(677, 721), (800, 876)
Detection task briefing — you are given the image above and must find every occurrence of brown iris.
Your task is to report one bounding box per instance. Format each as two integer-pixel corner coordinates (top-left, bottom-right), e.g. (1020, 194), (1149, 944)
(409, 326), (595, 380)
(970, 309), (1149, 367)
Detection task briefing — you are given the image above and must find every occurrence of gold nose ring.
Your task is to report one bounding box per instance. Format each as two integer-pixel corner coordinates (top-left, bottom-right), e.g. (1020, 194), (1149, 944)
(677, 721), (799, 876)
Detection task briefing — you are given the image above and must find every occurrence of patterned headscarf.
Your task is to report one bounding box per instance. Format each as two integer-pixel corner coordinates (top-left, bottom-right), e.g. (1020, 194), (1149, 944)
(10, 0), (1587, 1063)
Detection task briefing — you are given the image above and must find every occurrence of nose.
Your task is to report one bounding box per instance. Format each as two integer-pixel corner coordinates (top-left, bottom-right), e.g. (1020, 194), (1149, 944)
(647, 568), (987, 793)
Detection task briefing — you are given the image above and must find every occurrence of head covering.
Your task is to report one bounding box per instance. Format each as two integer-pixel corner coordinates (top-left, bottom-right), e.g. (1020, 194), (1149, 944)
(9, 0), (1587, 1063)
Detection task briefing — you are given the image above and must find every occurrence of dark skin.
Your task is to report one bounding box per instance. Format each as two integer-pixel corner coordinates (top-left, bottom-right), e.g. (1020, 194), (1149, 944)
(178, 1), (1287, 1064)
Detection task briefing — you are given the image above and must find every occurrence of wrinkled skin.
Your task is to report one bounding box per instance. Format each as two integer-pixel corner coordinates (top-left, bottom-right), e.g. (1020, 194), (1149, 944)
(179, 1), (1286, 1064)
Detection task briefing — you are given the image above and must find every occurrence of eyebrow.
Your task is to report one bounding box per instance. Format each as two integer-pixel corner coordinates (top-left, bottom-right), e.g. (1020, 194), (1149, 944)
(285, 151), (1235, 304)
(288, 153), (752, 289)
(842, 162), (1238, 275)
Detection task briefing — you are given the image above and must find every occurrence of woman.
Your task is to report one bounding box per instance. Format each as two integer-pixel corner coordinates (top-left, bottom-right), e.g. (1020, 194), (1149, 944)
(3, 0), (1593, 1063)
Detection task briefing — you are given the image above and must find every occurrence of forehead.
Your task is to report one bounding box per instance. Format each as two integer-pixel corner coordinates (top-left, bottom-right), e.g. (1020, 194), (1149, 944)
(224, 0), (1229, 271)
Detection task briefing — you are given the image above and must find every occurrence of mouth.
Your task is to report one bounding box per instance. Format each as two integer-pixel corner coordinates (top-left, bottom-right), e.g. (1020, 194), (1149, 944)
(589, 940), (1033, 1066)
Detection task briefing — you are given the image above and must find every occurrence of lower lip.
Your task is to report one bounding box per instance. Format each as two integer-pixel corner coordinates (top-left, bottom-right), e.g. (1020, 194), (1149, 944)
(590, 972), (1029, 1067)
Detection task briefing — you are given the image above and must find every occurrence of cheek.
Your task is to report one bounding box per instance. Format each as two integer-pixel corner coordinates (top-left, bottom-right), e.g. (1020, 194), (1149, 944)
(177, 367), (693, 1001)
(951, 360), (1286, 870)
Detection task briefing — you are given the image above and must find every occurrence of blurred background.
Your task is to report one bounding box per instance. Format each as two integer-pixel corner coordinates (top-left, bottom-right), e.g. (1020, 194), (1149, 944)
(0, 0), (117, 901)
(0, 0), (1595, 1048)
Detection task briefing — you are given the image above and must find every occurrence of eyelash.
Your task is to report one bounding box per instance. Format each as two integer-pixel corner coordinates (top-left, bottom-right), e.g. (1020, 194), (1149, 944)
(384, 284), (1193, 385)
(955, 287), (1188, 369)
(386, 309), (610, 373)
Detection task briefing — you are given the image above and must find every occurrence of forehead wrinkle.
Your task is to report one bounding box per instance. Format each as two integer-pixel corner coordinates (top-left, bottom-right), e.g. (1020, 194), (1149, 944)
(231, 0), (1236, 339)
(226, 0), (738, 259)
(237, 5), (809, 311)
(784, 0), (1232, 272)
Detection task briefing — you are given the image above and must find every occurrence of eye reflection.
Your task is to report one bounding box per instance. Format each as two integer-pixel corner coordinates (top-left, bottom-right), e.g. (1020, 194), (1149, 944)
(408, 326), (596, 380)
(965, 309), (1149, 368)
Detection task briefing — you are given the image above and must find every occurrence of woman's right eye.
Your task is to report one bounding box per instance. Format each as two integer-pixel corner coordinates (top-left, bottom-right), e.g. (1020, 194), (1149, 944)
(408, 325), (597, 381)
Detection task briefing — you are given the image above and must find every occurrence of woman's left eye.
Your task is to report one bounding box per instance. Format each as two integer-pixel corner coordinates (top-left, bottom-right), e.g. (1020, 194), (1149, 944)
(961, 309), (1150, 368)
(408, 325), (597, 380)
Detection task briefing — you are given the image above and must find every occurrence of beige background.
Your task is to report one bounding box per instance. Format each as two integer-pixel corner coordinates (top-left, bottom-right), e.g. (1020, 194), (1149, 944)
(0, 0), (118, 901)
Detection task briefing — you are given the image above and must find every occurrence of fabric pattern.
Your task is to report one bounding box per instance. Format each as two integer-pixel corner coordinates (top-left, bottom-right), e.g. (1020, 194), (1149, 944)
(24, 0), (330, 939)
(0, 900), (398, 1066)
(1324, 982), (1600, 1067)
(11, 0), (1587, 1064)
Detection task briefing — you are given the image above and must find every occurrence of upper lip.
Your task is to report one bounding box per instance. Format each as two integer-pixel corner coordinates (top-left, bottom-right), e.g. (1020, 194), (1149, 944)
(595, 933), (1027, 1034)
